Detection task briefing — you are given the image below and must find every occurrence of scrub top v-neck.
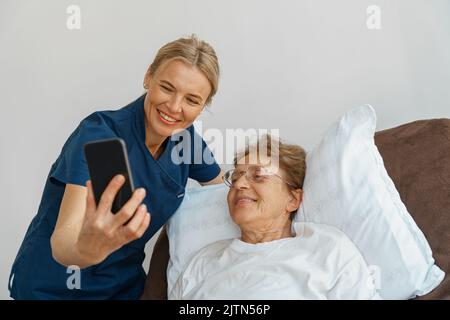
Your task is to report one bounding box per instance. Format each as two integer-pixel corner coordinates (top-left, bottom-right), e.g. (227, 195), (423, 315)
(8, 94), (221, 299)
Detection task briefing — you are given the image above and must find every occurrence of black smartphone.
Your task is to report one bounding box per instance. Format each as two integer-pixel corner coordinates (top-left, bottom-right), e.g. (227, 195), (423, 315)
(84, 138), (135, 214)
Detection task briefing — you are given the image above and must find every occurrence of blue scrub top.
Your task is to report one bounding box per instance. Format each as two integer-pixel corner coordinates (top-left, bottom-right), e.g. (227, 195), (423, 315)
(8, 94), (220, 299)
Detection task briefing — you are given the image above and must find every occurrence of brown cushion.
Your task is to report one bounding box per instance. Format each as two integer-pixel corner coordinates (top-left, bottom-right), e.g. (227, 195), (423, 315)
(374, 118), (450, 300)
(142, 118), (450, 300)
(140, 226), (169, 300)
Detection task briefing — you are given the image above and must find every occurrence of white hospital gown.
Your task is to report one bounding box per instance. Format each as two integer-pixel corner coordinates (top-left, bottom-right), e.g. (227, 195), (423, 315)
(169, 222), (381, 300)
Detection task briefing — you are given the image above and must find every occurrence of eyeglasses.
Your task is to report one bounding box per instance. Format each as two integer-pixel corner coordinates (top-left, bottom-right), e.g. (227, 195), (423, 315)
(223, 166), (297, 189)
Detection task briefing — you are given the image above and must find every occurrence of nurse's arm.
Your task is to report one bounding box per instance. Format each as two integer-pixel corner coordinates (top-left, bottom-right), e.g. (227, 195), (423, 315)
(50, 184), (91, 267)
(199, 169), (224, 186)
(50, 179), (151, 269)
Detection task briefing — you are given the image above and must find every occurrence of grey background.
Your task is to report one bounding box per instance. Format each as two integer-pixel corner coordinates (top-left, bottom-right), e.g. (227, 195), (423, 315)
(1, 0), (449, 299)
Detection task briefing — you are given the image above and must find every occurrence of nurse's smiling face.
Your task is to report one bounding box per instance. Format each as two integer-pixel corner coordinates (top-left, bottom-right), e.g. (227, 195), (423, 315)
(143, 58), (212, 146)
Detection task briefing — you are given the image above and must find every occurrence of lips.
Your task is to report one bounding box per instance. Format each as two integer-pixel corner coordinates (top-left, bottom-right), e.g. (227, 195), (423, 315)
(157, 109), (181, 125)
(234, 195), (257, 206)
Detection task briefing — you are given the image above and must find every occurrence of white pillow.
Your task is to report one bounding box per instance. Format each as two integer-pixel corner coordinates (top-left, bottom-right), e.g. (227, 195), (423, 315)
(295, 104), (444, 299)
(166, 184), (240, 294)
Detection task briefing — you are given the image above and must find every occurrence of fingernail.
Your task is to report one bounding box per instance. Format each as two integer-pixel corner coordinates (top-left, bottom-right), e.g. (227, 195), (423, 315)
(116, 175), (124, 182)
(137, 188), (146, 196)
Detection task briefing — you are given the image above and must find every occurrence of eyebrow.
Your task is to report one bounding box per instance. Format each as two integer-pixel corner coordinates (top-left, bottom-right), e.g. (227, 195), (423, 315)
(160, 80), (204, 102)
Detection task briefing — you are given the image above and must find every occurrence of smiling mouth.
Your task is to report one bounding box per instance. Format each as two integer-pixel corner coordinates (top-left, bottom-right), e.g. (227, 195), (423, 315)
(157, 109), (180, 125)
(235, 197), (257, 206)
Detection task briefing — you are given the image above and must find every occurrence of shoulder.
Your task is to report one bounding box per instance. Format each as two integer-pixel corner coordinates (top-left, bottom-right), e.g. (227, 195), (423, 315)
(294, 222), (359, 253)
(71, 97), (142, 141)
(295, 221), (348, 240)
(63, 112), (117, 150)
(178, 239), (233, 285)
(194, 238), (233, 260)
(79, 103), (136, 132)
(184, 239), (233, 270)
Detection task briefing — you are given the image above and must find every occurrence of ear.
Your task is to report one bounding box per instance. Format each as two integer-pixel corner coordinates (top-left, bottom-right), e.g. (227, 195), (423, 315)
(286, 189), (303, 213)
(143, 69), (152, 89)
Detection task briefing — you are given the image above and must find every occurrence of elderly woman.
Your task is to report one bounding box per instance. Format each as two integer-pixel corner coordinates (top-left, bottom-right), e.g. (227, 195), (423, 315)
(169, 136), (381, 300)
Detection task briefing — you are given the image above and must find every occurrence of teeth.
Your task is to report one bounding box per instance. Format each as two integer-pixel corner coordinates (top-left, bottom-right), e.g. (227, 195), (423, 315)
(158, 110), (177, 122)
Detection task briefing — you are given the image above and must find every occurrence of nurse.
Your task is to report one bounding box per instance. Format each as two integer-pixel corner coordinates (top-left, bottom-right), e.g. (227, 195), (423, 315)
(9, 35), (223, 299)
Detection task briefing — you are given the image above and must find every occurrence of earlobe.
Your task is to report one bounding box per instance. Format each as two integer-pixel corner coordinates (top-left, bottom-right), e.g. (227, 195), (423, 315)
(287, 189), (302, 212)
(143, 72), (152, 89)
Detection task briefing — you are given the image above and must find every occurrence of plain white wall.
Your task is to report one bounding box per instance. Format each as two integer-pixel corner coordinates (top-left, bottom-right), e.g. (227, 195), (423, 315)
(1, 0), (449, 299)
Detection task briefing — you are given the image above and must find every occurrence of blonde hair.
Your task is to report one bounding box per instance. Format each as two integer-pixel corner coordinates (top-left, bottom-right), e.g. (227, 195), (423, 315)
(148, 34), (220, 106)
(234, 135), (307, 190)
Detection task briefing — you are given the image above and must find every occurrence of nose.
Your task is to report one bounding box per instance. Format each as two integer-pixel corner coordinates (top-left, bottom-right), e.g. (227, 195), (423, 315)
(232, 174), (250, 190)
(167, 95), (183, 114)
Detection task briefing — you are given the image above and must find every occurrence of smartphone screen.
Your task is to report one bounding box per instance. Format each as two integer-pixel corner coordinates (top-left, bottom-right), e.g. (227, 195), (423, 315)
(84, 138), (135, 213)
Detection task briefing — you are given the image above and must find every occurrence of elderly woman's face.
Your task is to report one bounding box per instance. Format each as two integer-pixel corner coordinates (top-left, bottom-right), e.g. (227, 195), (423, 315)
(143, 59), (211, 139)
(227, 155), (299, 226)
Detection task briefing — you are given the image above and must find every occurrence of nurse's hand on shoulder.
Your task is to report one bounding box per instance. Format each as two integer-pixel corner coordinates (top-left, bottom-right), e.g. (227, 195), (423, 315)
(76, 175), (151, 266)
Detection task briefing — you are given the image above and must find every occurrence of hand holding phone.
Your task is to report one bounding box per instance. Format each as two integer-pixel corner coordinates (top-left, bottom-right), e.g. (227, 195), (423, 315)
(71, 138), (151, 267)
(84, 138), (135, 213)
